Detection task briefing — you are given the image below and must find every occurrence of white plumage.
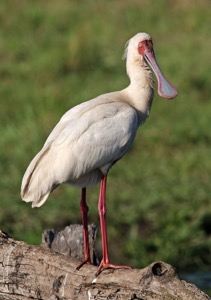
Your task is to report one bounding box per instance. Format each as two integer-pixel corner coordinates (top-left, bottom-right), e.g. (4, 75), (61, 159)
(21, 32), (177, 274)
(21, 97), (139, 206)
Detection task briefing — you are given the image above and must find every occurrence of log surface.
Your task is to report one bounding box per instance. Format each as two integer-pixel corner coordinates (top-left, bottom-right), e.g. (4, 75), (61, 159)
(0, 230), (210, 300)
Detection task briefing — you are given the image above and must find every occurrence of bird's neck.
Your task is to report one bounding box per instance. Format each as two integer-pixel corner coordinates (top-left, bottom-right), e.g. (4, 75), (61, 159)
(124, 57), (154, 123)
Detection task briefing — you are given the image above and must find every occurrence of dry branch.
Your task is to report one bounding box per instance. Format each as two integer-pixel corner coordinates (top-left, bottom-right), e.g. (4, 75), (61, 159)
(0, 229), (210, 300)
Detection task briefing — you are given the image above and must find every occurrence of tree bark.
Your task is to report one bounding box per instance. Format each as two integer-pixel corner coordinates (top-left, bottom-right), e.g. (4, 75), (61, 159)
(0, 229), (210, 300)
(41, 224), (98, 265)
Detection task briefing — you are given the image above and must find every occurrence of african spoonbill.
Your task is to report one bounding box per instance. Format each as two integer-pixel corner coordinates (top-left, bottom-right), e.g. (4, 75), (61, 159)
(21, 32), (177, 275)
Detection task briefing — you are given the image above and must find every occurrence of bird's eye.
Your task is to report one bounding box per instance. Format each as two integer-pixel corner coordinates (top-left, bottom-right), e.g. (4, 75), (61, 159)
(146, 40), (153, 49)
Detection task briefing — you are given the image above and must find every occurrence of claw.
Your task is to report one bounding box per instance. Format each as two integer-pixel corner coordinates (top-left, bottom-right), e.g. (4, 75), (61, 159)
(95, 260), (132, 276)
(76, 257), (93, 270)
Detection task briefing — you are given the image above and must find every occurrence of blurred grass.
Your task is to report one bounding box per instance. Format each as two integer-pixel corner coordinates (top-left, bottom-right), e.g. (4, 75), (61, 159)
(0, 0), (211, 279)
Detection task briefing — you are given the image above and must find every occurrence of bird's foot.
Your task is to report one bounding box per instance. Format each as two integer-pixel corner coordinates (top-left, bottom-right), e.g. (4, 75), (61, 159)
(76, 257), (93, 270)
(95, 260), (132, 276)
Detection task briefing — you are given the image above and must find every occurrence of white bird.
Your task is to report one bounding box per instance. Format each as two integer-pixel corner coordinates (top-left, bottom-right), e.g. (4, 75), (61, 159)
(21, 32), (177, 275)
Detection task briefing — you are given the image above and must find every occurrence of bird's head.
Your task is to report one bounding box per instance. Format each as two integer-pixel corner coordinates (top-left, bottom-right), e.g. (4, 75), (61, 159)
(124, 32), (177, 99)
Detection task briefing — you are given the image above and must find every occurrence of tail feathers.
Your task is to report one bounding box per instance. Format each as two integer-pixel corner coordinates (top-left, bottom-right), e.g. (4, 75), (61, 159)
(22, 190), (51, 208)
(21, 146), (54, 207)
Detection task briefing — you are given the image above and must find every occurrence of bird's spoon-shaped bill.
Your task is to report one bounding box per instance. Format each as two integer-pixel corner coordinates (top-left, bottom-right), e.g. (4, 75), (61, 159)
(145, 50), (177, 99)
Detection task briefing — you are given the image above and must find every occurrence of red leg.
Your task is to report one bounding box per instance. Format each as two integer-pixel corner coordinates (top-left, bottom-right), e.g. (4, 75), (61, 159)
(76, 187), (92, 270)
(96, 175), (131, 276)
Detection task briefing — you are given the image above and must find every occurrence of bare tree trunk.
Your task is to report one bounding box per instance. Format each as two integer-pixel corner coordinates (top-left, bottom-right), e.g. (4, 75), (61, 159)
(0, 229), (210, 300)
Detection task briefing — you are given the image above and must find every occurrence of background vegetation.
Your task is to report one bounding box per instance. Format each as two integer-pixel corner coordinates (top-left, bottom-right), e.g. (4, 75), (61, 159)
(0, 0), (210, 284)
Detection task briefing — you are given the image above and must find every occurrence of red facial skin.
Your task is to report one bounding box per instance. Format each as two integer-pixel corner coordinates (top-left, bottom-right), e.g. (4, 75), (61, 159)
(138, 40), (153, 56)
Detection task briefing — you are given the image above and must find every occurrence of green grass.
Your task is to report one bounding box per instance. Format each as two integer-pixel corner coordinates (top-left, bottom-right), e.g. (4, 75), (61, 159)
(0, 0), (211, 282)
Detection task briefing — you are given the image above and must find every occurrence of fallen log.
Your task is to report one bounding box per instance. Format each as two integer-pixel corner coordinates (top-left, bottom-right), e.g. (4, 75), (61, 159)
(0, 229), (210, 300)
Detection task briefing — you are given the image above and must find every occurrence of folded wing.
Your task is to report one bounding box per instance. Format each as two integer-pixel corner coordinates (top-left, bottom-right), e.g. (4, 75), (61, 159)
(21, 96), (139, 207)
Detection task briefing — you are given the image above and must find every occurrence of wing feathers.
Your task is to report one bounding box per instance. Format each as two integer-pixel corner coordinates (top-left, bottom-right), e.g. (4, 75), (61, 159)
(21, 95), (139, 207)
